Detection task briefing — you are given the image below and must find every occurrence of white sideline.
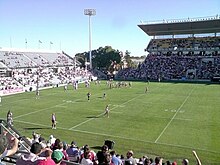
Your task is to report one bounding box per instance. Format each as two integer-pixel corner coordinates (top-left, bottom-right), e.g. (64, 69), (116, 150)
(13, 119), (220, 154)
(154, 86), (195, 143)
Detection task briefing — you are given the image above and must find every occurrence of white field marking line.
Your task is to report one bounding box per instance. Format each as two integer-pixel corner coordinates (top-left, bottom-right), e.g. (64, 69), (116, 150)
(68, 93), (145, 130)
(3, 92), (59, 104)
(13, 102), (67, 119)
(14, 119), (220, 154)
(72, 129), (220, 154)
(154, 86), (195, 143)
(13, 92), (102, 119)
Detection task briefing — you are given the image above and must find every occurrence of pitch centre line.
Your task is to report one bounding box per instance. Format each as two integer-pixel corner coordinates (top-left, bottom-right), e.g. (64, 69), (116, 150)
(154, 86), (195, 143)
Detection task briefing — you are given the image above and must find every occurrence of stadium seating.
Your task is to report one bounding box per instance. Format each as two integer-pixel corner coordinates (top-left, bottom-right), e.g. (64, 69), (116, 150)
(117, 36), (220, 81)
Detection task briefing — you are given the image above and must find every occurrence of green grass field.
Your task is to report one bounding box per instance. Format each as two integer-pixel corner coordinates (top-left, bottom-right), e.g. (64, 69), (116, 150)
(0, 81), (220, 164)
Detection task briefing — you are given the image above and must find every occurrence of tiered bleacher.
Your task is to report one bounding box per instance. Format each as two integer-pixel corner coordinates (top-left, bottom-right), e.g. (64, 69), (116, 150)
(0, 49), (95, 96)
(116, 16), (220, 82)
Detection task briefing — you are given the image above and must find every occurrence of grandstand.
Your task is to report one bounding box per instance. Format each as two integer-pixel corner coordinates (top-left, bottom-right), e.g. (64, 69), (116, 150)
(116, 15), (220, 82)
(0, 48), (95, 96)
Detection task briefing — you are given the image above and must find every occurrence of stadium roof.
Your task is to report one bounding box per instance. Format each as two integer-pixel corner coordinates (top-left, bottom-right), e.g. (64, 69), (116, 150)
(138, 16), (220, 36)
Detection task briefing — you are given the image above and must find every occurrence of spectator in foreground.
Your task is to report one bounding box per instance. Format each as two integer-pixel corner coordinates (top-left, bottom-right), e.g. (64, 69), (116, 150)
(151, 156), (163, 165)
(182, 158), (189, 165)
(37, 148), (56, 165)
(81, 150), (93, 165)
(143, 157), (151, 165)
(0, 134), (19, 164)
(97, 145), (109, 164)
(16, 142), (45, 165)
(110, 150), (122, 165)
(51, 150), (63, 165)
(80, 144), (96, 164)
(125, 150), (136, 165)
(66, 141), (79, 163)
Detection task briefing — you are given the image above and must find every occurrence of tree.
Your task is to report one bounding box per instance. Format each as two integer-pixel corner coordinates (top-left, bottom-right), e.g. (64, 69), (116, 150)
(75, 46), (122, 74)
(124, 50), (136, 68)
(92, 46), (121, 73)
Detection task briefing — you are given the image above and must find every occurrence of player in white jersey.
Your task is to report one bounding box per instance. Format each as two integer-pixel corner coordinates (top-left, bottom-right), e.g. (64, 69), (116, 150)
(104, 105), (110, 118)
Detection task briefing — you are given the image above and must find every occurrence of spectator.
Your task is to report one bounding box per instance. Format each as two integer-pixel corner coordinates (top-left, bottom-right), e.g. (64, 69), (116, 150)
(0, 134), (19, 164)
(125, 150), (136, 165)
(110, 150), (122, 165)
(143, 157), (151, 165)
(153, 156), (163, 165)
(52, 139), (61, 151)
(101, 152), (114, 165)
(182, 159), (189, 165)
(48, 135), (56, 147)
(56, 141), (69, 165)
(80, 144), (96, 164)
(51, 150), (63, 165)
(81, 150), (93, 165)
(37, 148), (56, 165)
(6, 110), (13, 126)
(66, 141), (79, 163)
(16, 142), (45, 165)
(97, 145), (109, 164)
(172, 162), (177, 165)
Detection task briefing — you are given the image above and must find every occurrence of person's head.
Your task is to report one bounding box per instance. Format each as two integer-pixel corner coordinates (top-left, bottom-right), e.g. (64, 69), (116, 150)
(52, 150), (63, 164)
(30, 142), (42, 155)
(126, 150), (133, 158)
(149, 158), (154, 164)
(71, 141), (77, 147)
(155, 156), (163, 165)
(43, 148), (53, 158)
(166, 160), (171, 165)
(83, 144), (90, 153)
(110, 150), (116, 156)
(103, 152), (112, 165)
(101, 145), (108, 153)
(62, 141), (68, 150)
(144, 158), (151, 165)
(54, 139), (61, 146)
(182, 159), (189, 165)
(172, 161), (177, 165)
(57, 142), (63, 150)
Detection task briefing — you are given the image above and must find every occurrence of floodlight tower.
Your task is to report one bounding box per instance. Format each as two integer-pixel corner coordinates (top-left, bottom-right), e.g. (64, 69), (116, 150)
(84, 9), (96, 70)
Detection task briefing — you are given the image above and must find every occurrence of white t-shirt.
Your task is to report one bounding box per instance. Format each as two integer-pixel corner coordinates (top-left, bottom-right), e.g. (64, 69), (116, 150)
(81, 158), (93, 165)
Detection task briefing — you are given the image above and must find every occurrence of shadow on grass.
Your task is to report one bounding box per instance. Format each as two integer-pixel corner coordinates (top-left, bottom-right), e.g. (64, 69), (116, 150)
(23, 127), (49, 130)
(86, 116), (99, 118)
(91, 145), (102, 150)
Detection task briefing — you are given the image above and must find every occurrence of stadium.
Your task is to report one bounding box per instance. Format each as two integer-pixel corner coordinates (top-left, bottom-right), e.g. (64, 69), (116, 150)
(0, 15), (220, 165)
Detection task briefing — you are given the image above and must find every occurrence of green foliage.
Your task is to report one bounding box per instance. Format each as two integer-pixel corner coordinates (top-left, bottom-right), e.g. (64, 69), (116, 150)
(75, 46), (122, 72)
(1, 82), (220, 164)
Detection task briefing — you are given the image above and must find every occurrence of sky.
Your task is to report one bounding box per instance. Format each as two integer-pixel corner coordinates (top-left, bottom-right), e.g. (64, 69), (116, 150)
(0, 0), (220, 57)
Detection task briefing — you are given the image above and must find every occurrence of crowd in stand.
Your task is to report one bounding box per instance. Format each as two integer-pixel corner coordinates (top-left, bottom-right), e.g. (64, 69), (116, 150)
(0, 77), (23, 91)
(0, 131), (202, 165)
(0, 67), (94, 95)
(117, 36), (220, 81)
(117, 53), (220, 80)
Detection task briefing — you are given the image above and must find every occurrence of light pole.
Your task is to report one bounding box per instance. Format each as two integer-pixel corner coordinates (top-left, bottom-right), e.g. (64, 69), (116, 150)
(84, 9), (96, 70)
